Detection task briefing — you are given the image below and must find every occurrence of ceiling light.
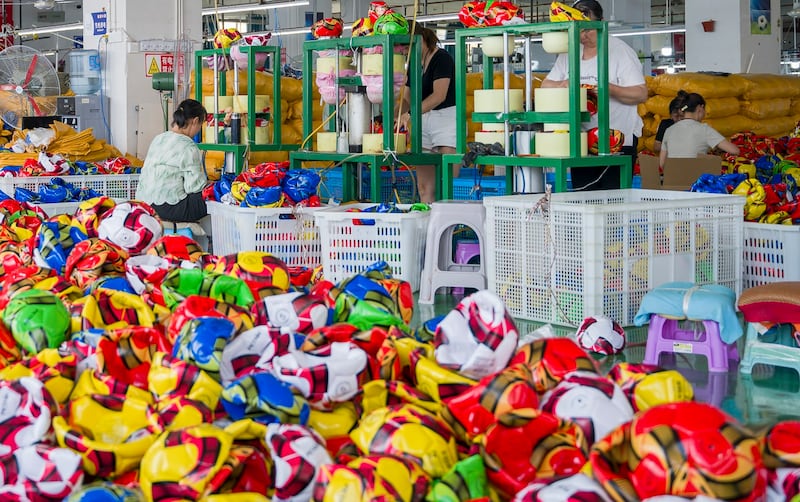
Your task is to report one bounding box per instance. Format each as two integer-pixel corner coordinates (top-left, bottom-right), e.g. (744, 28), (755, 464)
(414, 13), (460, 23)
(661, 46), (673, 56)
(17, 22), (82, 36)
(202, 1), (309, 16)
(611, 26), (686, 37)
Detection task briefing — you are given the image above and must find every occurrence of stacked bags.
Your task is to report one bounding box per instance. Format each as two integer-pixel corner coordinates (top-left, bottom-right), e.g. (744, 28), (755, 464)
(640, 72), (800, 152)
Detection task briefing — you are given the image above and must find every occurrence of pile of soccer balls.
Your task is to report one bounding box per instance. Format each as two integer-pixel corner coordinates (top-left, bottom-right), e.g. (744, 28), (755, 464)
(204, 161), (324, 208)
(0, 198), (798, 501)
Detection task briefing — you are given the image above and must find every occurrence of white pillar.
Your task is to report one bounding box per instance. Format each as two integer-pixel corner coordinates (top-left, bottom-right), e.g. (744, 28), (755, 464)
(686, 0), (780, 73)
(82, 0), (202, 158)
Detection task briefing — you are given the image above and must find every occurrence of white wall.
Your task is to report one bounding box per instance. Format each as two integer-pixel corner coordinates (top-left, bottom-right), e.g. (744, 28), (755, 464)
(82, 0), (202, 158)
(686, 0), (780, 73)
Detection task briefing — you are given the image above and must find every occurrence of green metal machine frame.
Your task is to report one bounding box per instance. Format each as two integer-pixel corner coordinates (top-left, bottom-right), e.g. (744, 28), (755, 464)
(290, 34), (444, 203)
(440, 20), (631, 197)
(194, 45), (298, 174)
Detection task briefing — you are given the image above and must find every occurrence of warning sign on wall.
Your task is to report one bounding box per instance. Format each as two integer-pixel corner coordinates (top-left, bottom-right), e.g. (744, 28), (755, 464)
(145, 52), (184, 77)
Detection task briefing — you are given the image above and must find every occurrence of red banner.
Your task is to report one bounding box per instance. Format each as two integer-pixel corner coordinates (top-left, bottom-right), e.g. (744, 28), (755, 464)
(0, 4), (14, 50)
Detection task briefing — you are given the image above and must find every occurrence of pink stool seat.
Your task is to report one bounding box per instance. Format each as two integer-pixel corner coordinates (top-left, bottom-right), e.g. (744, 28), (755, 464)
(643, 314), (739, 372)
(452, 240), (482, 295)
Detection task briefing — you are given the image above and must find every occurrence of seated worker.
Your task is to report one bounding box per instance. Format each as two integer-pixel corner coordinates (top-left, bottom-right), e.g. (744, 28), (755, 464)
(653, 96), (682, 153)
(136, 99), (209, 222)
(659, 90), (739, 167)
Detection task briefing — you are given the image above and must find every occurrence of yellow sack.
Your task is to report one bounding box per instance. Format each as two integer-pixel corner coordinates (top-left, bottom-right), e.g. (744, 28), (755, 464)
(752, 115), (799, 137)
(739, 73), (800, 100)
(703, 115), (756, 138)
(740, 98), (792, 119)
(645, 94), (739, 119)
(653, 72), (749, 99)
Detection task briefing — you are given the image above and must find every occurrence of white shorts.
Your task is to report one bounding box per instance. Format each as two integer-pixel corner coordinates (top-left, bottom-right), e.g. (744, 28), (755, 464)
(421, 106), (456, 151)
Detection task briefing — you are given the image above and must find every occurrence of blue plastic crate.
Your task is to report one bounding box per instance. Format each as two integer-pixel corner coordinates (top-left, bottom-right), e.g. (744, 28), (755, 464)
(310, 167), (343, 201)
(360, 168), (418, 203)
(453, 176), (507, 200)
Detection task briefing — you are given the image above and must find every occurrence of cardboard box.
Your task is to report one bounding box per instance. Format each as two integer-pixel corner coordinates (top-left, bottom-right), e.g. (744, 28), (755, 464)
(639, 154), (722, 190)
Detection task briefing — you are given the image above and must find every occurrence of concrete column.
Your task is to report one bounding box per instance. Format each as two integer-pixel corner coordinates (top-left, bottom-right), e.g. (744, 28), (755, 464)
(686, 0), (780, 73)
(82, 0), (202, 158)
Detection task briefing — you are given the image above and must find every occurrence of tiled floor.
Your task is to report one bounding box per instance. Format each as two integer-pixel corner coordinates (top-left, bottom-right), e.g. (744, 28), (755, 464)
(418, 293), (800, 429)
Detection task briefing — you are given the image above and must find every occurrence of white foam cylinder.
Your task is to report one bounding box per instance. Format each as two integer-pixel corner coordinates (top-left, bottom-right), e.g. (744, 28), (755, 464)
(241, 123), (270, 144)
(362, 133), (407, 153)
(514, 166), (545, 193)
(482, 36), (515, 58)
(474, 89), (524, 113)
(482, 123), (507, 131)
(203, 95), (233, 112)
(543, 123), (569, 131)
(316, 57), (353, 74)
(317, 132), (337, 152)
(535, 131), (588, 157)
(535, 88), (587, 112)
(233, 95), (270, 113)
(475, 131), (507, 148)
(361, 54), (405, 75)
(542, 32), (569, 54)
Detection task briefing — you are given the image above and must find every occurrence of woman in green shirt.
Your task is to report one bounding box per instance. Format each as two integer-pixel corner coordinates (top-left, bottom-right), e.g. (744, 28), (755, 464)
(136, 99), (209, 222)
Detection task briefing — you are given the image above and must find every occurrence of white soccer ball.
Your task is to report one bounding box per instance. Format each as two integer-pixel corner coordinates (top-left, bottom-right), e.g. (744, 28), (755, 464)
(513, 473), (612, 501)
(434, 290), (519, 379)
(757, 14), (768, 31)
(98, 201), (162, 255)
(575, 315), (626, 355)
(265, 423), (332, 502)
(540, 370), (634, 445)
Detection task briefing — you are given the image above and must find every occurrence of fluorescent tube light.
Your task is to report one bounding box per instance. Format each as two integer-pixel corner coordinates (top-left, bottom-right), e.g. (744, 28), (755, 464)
(17, 22), (82, 37)
(202, 1), (308, 16)
(414, 13), (460, 23)
(611, 25), (685, 37)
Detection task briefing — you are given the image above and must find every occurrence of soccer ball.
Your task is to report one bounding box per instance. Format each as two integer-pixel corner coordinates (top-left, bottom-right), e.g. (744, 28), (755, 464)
(481, 408), (589, 496)
(350, 404), (458, 478)
(513, 473), (611, 501)
(0, 377), (55, 456)
(221, 372), (311, 425)
(510, 337), (598, 393)
(587, 128), (625, 155)
(607, 362), (694, 412)
(351, 17), (374, 37)
(167, 294), (254, 345)
(213, 28), (242, 49)
(219, 325), (301, 384)
(34, 214), (84, 274)
(266, 423), (332, 502)
(65, 481), (143, 501)
(172, 316), (237, 381)
(314, 455), (430, 501)
(433, 290), (519, 379)
(5, 444), (84, 500)
(71, 196), (116, 240)
(139, 424), (233, 501)
(269, 341), (371, 408)
(3, 288), (70, 353)
(211, 251), (290, 298)
(575, 315), (626, 355)
(590, 402), (767, 500)
(52, 394), (161, 477)
(373, 11), (409, 35)
(757, 14), (769, 31)
(98, 201), (162, 255)
(251, 291), (330, 335)
(146, 234), (205, 264)
(540, 370), (634, 445)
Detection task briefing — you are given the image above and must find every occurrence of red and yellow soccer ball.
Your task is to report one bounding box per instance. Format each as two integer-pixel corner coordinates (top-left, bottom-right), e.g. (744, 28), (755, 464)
(587, 127), (625, 155)
(71, 196), (116, 239)
(351, 404), (458, 478)
(590, 401), (767, 501)
(213, 28), (242, 49)
(352, 17), (374, 37)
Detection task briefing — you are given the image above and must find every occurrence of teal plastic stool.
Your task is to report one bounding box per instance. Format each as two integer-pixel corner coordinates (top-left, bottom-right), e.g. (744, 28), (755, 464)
(739, 322), (800, 375)
(739, 282), (800, 376)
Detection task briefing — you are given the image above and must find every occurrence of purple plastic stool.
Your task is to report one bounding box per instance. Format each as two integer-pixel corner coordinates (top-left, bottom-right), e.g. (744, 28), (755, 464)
(452, 240), (481, 295)
(643, 314), (739, 372)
